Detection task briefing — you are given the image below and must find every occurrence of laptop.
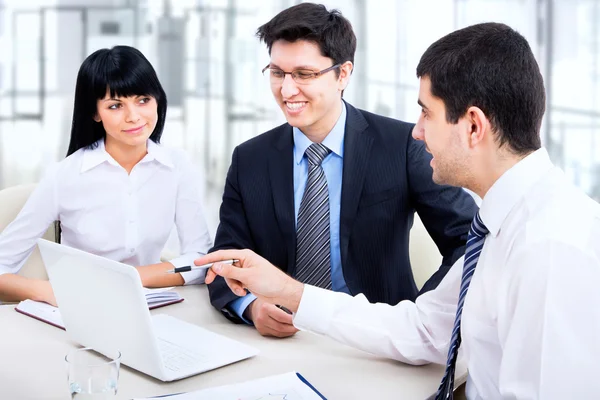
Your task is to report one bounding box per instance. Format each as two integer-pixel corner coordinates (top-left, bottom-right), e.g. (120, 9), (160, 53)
(37, 239), (259, 382)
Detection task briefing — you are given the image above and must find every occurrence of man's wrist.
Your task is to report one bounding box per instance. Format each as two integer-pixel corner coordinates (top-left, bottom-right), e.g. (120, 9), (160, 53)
(280, 279), (304, 313)
(243, 299), (256, 321)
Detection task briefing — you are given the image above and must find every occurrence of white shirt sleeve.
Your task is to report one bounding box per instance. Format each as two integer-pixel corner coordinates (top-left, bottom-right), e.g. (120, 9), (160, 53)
(0, 166), (60, 275)
(293, 256), (463, 365)
(172, 153), (213, 285)
(496, 240), (600, 399)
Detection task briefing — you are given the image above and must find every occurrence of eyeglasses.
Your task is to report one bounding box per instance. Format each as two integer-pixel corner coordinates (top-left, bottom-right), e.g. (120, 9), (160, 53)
(262, 64), (341, 85)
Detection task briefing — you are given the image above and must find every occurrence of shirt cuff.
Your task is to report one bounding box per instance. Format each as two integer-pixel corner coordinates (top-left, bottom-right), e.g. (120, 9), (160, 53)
(168, 252), (205, 285)
(228, 293), (257, 325)
(293, 284), (345, 334)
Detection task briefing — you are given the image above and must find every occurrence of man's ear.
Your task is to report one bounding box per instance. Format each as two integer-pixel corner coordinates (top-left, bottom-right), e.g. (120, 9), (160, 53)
(466, 106), (489, 148)
(338, 61), (353, 92)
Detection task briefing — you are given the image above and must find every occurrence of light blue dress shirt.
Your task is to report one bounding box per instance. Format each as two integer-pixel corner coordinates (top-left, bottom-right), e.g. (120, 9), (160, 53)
(230, 102), (349, 323)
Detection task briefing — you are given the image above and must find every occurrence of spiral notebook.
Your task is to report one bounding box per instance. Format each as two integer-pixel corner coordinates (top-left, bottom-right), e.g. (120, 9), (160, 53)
(15, 287), (184, 330)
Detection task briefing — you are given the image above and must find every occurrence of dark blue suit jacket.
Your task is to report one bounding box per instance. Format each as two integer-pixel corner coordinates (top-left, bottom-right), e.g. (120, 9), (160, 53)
(208, 102), (477, 321)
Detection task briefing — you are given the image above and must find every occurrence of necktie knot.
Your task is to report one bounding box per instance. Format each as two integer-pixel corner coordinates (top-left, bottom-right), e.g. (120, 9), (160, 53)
(305, 143), (331, 166)
(469, 212), (489, 239)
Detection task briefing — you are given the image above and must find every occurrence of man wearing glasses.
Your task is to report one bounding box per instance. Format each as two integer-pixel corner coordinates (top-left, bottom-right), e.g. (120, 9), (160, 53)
(208, 2), (477, 338)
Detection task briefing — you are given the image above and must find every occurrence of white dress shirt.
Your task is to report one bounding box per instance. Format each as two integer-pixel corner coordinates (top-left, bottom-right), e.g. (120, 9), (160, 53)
(294, 148), (600, 399)
(0, 139), (212, 285)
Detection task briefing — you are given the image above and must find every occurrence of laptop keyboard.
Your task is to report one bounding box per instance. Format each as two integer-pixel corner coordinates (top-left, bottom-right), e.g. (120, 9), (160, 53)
(158, 337), (206, 372)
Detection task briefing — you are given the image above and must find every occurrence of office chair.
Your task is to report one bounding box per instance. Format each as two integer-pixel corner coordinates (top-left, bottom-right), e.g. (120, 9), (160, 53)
(409, 214), (443, 290)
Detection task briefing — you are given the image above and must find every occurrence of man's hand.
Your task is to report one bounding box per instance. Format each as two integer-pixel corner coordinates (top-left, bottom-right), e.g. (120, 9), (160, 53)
(199, 249), (304, 313)
(245, 298), (298, 338)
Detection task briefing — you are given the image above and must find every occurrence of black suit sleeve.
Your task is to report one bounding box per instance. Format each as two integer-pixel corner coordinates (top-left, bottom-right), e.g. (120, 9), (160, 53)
(405, 132), (478, 294)
(208, 147), (256, 322)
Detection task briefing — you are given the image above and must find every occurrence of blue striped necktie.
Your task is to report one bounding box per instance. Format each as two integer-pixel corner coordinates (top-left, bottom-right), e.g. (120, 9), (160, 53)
(436, 212), (489, 400)
(295, 143), (332, 289)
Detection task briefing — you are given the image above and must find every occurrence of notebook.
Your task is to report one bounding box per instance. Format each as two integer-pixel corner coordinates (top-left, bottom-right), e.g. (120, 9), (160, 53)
(15, 287), (184, 330)
(132, 371), (327, 399)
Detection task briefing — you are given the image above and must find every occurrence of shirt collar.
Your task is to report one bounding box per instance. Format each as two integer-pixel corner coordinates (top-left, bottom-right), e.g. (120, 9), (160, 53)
(80, 139), (114, 172)
(293, 100), (346, 165)
(479, 148), (554, 237)
(144, 140), (174, 169)
(80, 139), (174, 173)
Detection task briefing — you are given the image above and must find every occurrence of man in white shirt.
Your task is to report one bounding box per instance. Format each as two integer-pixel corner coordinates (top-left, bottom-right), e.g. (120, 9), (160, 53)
(199, 22), (600, 399)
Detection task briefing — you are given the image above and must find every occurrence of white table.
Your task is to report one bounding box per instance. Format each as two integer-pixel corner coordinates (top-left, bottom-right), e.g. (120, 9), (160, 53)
(0, 286), (466, 399)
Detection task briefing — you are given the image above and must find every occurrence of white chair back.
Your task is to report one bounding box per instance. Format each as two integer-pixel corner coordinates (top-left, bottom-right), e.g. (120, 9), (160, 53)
(409, 214), (443, 290)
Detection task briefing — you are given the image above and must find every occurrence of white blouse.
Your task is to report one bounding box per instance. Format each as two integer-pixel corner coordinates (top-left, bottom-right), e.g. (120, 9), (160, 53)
(0, 139), (212, 284)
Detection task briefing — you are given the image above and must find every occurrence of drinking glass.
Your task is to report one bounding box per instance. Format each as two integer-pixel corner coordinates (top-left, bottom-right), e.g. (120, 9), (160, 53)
(65, 347), (121, 399)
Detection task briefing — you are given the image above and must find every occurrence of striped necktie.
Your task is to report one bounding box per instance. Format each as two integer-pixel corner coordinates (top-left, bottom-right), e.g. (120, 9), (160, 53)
(436, 212), (489, 400)
(295, 143), (332, 289)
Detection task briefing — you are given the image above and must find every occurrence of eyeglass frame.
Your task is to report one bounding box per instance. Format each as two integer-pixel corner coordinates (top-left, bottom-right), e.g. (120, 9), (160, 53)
(261, 63), (342, 84)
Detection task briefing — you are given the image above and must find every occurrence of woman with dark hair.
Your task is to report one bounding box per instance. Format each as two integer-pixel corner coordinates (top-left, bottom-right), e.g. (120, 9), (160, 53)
(0, 46), (212, 305)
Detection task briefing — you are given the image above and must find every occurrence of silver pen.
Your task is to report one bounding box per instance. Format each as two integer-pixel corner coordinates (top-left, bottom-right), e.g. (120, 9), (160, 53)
(166, 259), (239, 274)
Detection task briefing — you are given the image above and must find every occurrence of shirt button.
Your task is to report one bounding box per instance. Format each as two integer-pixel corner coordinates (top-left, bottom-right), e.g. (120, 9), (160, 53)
(129, 248), (135, 253)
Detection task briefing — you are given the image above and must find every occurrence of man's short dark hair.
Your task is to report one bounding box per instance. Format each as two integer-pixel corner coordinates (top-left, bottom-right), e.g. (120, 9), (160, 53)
(256, 2), (357, 76)
(417, 22), (545, 155)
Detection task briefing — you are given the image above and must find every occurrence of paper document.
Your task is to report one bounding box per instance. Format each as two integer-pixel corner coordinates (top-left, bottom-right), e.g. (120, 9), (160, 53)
(133, 371), (326, 399)
(143, 287), (183, 307)
(15, 289), (184, 329)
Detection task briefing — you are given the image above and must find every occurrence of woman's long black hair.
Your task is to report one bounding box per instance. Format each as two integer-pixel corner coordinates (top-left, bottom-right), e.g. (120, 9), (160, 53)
(66, 45), (167, 157)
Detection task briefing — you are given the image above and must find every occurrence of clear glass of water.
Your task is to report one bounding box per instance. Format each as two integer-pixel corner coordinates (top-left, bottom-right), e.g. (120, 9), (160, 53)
(65, 347), (121, 399)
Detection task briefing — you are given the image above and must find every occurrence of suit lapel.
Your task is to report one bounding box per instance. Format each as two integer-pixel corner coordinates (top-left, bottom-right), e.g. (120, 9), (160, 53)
(340, 102), (372, 267)
(268, 125), (297, 271)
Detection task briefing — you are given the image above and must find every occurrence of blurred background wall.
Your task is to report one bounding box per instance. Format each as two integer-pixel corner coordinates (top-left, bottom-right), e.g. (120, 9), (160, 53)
(0, 0), (598, 236)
